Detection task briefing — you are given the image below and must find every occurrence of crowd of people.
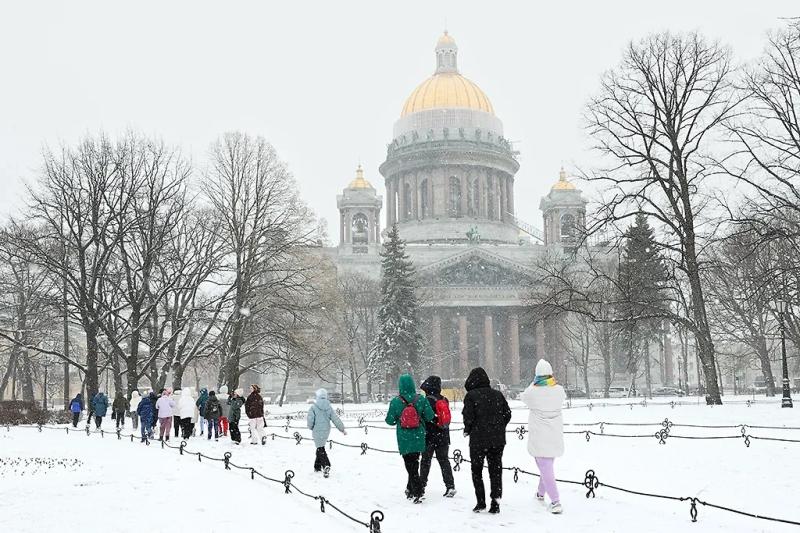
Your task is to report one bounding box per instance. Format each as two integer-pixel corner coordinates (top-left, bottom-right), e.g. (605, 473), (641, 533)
(67, 358), (566, 516)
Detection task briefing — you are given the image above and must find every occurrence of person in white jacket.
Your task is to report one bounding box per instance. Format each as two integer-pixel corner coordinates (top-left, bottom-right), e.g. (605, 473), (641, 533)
(178, 388), (197, 439)
(520, 359), (566, 514)
(129, 391), (141, 430)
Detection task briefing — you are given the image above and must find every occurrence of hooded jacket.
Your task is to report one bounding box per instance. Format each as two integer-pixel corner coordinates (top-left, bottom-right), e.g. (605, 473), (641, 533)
(245, 386), (264, 419)
(218, 385), (231, 418)
(129, 391), (141, 414)
(462, 367), (511, 450)
(91, 393), (109, 417)
(196, 388), (209, 416)
(420, 376), (450, 447)
(69, 394), (83, 414)
(385, 374), (434, 455)
(112, 392), (129, 412)
(307, 389), (345, 448)
(171, 390), (183, 415)
(228, 392), (245, 424)
(204, 392), (222, 420)
(137, 395), (155, 422)
(155, 393), (176, 418)
(520, 378), (566, 458)
(178, 389), (196, 419)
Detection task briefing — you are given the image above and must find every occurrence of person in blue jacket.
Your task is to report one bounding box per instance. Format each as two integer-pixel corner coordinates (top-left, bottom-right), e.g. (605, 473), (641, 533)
(91, 392), (109, 429)
(195, 388), (209, 436)
(307, 388), (346, 477)
(69, 394), (83, 428)
(136, 393), (155, 442)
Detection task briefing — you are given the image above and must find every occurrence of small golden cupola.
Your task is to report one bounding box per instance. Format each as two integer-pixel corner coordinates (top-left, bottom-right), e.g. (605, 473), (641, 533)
(551, 167), (577, 191)
(348, 164), (373, 189)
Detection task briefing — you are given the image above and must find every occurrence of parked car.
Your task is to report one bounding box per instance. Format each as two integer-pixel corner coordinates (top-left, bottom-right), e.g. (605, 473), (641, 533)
(652, 386), (685, 397)
(565, 387), (588, 399)
(751, 379), (777, 395)
(607, 386), (633, 398)
(328, 392), (343, 404)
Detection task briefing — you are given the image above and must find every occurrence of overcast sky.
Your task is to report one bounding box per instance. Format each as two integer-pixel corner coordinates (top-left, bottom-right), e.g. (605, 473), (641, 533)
(0, 1), (796, 240)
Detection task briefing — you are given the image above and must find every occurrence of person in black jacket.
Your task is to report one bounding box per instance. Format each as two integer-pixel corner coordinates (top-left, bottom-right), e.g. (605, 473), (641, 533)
(462, 367), (511, 514)
(419, 376), (456, 497)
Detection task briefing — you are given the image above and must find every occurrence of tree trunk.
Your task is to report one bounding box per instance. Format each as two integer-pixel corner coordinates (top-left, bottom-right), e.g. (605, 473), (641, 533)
(279, 364), (290, 407)
(20, 349), (35, 402)
(644, 342), (652, 399)
(84, 322), (100, 400)
(0, 348), (18, 400)
(171, 362), (185, 390)
(755, 337), (776, 396)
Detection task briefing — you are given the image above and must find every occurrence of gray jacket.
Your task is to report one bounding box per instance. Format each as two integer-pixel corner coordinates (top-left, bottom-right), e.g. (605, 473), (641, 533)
(307, 389), (345, 448)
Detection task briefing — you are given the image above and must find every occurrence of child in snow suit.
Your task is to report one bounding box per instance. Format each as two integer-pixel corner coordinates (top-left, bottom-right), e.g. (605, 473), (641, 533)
(462, 367), (511, 514)
(227, 389), (245, 444)
(129, 391), (141, 431)
(419, 376), (456, 497)
(112, 391), (129, 429)
(155, 390), (176, 441)
(136, 393), (155, 442)
(520, 359), (566, 515)
(195, 388), (209, 436)
(385, 374), (434, 503)
(204, 391), (222, 440)
(245, 384), (265, 445)
(217, 385), (230, 436)
(307, 388), (346, 476)
(91, 392), (109, 429)
(69, 394), (83, 428)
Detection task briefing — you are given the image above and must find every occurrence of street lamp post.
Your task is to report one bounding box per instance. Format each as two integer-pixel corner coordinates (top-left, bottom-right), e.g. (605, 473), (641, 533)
(776, 301), (794, 408)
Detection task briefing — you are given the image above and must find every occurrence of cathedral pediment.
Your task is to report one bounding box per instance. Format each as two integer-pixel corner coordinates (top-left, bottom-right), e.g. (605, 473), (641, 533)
(418, 248), (533, 288)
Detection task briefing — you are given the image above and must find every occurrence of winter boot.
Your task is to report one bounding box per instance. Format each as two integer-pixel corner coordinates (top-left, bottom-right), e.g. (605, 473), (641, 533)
(323, 466), (331, 478)
(443, 488), (456, 498)
(548, 502), (563, 514)
(489, 499), (500, 514)
(413, 495), (425, 504)
(536, 493), (546, 506)
(472, 501), (487, 513)
(405, 489), (412, 500)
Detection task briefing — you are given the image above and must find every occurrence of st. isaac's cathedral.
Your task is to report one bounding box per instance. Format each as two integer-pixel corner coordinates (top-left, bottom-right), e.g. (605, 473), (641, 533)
(326, 32), (587, 388)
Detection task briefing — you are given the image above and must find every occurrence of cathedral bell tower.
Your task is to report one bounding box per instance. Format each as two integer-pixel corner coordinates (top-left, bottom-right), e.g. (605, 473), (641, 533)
(539, 168), (586, 253)
(337, 165), (382, 255)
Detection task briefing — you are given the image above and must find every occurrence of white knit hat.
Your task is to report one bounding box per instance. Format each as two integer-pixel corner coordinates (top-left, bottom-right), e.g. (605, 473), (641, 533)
(535, 359), (553, 377)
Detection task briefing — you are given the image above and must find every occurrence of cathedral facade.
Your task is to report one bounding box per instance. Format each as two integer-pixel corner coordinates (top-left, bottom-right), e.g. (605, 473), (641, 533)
(328, 33), (586, 387)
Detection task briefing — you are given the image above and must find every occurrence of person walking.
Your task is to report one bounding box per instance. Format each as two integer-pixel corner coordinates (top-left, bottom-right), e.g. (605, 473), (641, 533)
(419, 376), (456, 498)
(195, 388), (209, 436)
(91, 391), (109, 429)
(521, 359), (566, 514)
(156, 390), (176, 441)
(245, 384), (266, 445)
(228, 388), (245, 444)
(172, 389), (183, 438)
(136, 392), (155, 442)
(148, 391), (159, 433)
(178, 387), (196, 439)
(385, 374), (434, 504)
(218, 385), (230, 437)
(307, 388), (347, 477)
(462, 367), (511, 514)
(69, 394), (83, 428)
(129, 391), (141, 431)
(204, 391), (222, 441)
(112, 391), (129, 430)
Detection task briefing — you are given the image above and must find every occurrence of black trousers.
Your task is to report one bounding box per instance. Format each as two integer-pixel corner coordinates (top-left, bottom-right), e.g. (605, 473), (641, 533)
(230, 422), (241, 443)
(173, 416), (181, 437)
(180, 418), (192, 439)
(115, 410), (126, 429)
(403, 452), (424, 498)
(420, 443), (454, 490)
(72, 412), (80, 427)
(470, 445), (504, 503)
(94, 416), (103, 429)
(314, 447), (331, 471)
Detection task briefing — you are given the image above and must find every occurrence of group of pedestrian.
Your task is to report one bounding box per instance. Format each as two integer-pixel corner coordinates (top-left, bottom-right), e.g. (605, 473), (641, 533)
(385, 359), (565, 515)
(65, 361), (565, 515)
(67, 384), (265, 446)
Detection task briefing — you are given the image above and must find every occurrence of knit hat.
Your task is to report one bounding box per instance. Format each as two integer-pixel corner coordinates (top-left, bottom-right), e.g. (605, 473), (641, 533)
(535, 359), (553, 377)
(235, 388), (244, 396)
(219, 385), (229, 395)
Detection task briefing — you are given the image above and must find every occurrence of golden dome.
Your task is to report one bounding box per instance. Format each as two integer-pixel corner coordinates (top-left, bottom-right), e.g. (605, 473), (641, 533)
(348, 165), (373, 189)
(552, 168), (577, 191)
(401, 74), (494, 117)
(400, 32), (494, 118)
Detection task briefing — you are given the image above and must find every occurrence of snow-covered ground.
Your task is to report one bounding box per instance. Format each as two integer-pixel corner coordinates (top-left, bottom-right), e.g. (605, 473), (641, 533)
(2, 396), (798, 532)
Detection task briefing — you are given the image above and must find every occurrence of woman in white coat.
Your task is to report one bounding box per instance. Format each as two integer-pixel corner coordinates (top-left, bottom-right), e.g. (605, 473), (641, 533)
(129, 391), (141, 430)
(520, 359), (566, 514)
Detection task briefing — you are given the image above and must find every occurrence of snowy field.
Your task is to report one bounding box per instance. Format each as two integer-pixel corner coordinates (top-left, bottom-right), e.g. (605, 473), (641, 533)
(1, 396), (798, 533)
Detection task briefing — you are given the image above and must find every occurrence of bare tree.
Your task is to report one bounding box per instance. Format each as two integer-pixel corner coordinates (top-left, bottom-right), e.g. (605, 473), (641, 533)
(585, 32), (739, 403)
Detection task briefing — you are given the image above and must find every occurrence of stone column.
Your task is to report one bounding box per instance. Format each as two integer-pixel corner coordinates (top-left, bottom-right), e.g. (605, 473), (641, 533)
(459, 168), (468, 217)
(479, 170), (487, 218)
(432, 312), (443, 376)
(458, 314), (469, 374)
(339, 211), (345, 244)
(397, 176), (406, 222)
(484, 314), (496, 377)
(386, 179), (395, 226)
(507, 176), (515, 218)
(508, 313), (521, 385)
(344, 213), (351, 243)
(427, 173), (435, 218)
(499, 175), (507, 222)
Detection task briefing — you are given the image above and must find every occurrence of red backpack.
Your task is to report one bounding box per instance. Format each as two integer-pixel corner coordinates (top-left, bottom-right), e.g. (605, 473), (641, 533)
(399, 395), (421, 429)
(434, 397), (451, 428)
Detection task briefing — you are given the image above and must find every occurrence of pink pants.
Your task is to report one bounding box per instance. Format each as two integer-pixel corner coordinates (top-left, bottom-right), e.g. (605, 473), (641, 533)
(159, 417), (172, 439)
(535, 457), (559, 503)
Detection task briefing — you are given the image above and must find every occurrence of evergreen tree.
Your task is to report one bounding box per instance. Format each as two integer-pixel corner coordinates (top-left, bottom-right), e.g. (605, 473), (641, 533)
(617, 213), (668, 396)
(371, 224), (422, 384)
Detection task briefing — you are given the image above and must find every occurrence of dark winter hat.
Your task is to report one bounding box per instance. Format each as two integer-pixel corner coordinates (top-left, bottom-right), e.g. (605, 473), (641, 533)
(209, 391), (216, 397)
(465, 367), (490, 391)
(421, 376), (442, 396)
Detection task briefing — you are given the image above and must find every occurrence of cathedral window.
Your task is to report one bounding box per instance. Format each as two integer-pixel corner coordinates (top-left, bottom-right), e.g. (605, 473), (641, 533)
(448, 176), (462, 217)
(351, 213), (369, 244)
(560, 213), (576, 241)
(468, 177), (480, 217)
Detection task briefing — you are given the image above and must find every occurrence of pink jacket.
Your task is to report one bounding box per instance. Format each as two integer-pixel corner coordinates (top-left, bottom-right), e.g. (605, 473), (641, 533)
(155, 396), (176, 418)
